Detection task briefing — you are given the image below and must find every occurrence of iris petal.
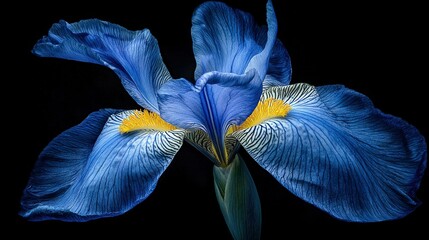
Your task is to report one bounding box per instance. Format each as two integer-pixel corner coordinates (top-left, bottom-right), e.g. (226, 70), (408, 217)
(21, 110), (185, 221)
(158, 71), (261, 164)
(21, 108), (120, 217)
(263, 40), (292, 88)
(157, 78), (207, 130)
(244, 0), (278, 80)
(191, 1), (291, 84)
(32, 19), (171, 113)
(234, 83), (427, 222)
(159, 70), (261, 132)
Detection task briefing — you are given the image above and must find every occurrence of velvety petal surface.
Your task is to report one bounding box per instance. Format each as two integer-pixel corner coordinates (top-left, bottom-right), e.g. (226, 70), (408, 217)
(21, 110), (185, 221)
(32, 19), (172, 113)
(234, 83), (427, 221)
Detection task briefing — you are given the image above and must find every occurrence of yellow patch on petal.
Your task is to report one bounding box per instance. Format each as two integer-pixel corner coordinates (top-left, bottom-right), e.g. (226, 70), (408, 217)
(119, 110), (177, 133)
(234, 98), (292, 131)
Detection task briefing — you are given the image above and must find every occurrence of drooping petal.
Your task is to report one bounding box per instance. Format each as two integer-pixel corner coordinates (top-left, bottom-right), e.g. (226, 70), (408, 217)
(21, 111), (185, 221)
(214, 155), (261, 240)
(21, 108), (121, 214)
(32, 19), (172, 113)
(158, 70), (262, 164)
(191, 1), (291, 84)
(234, 83), (427, 222)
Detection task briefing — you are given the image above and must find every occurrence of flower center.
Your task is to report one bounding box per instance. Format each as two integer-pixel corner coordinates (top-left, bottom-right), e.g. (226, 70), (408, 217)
(119, 110), (177, 133)
(230, 98), (292, 133)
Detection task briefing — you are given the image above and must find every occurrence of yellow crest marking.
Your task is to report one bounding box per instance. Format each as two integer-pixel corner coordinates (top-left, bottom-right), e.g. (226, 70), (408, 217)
(119, 110), (177, 133)
(231, 98), (292, 132)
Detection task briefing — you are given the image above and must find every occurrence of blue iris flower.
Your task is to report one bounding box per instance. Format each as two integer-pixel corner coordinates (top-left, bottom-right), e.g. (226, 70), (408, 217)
(21, 1), (426, 239)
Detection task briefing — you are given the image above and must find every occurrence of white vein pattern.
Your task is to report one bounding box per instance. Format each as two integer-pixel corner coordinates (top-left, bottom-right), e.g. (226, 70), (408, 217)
(23, 111), (184, 220)
(234, 83), (426, 221)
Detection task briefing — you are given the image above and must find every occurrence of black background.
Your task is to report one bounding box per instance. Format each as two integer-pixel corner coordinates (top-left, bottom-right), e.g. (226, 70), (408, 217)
(9, 0), (427, 238)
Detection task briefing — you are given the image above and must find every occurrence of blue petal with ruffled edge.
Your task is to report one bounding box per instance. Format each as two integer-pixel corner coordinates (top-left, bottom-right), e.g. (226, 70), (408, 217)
(234, 83), (427, 222)
(192, 0), (291, 85)
(21, 111), (185, 221)
(32, 19), (172, 113)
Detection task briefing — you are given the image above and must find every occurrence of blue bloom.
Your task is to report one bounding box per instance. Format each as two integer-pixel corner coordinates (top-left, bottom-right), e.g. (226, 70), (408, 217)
(21, 1), (426, 239)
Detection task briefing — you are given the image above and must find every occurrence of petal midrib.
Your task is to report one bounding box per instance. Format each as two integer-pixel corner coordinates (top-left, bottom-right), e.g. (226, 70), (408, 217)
(200, 87), (226, 165)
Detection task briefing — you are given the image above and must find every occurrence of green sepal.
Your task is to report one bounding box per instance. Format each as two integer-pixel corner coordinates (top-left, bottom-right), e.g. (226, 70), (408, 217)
(213, 155), (261, 240)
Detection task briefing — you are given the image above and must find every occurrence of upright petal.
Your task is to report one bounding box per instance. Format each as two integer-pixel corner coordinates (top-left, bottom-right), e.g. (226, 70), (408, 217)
(21, 111), (185, 221)
(263, 40), (292, 87)
(191, 1), (291, 84)
(32, 19), (172, 113)
(158, 70), (262, 165)
(234, 83), (427, 222)
(244, 0), (278, 81)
